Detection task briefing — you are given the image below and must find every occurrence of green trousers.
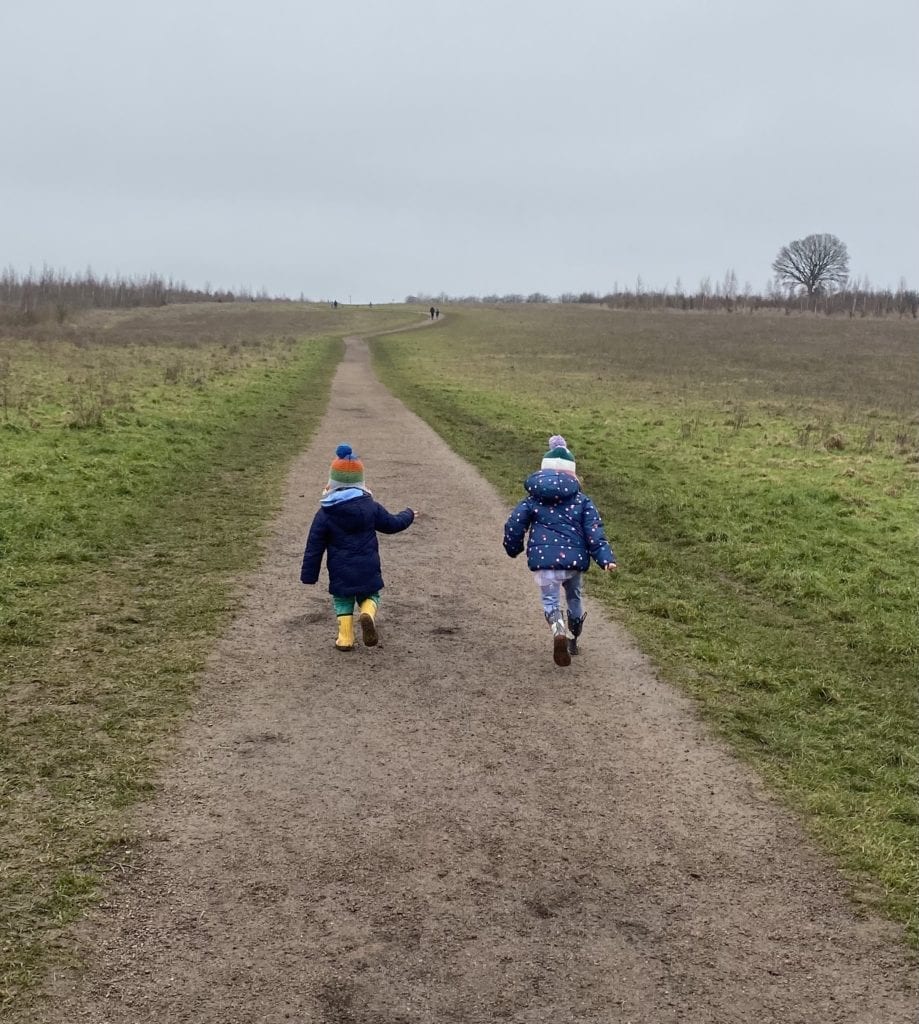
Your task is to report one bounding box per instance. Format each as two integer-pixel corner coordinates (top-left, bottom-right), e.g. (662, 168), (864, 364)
(332, 592), (380, 616)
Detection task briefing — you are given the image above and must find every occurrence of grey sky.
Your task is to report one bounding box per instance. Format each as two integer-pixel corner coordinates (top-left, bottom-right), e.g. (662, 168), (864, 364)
(3, 0), (916, 302)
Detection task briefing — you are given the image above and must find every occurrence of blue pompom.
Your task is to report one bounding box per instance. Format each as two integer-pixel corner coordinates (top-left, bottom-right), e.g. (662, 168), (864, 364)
(335, 443), (352, 458)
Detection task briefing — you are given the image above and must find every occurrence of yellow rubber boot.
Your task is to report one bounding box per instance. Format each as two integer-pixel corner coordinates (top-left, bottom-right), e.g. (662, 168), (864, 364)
(358, 598), (379, 647)
(335, 614), (355, 651)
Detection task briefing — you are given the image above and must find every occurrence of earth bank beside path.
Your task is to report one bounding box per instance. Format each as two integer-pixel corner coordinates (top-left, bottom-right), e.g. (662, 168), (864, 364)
(31, 335), (916, 1023)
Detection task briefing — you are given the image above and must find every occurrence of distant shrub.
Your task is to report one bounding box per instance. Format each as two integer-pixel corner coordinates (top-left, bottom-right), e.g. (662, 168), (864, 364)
(68, 399), (105, 429)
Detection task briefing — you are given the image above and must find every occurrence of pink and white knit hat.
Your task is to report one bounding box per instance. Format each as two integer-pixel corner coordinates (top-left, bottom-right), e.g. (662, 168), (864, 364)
(541, 434), (576, 473)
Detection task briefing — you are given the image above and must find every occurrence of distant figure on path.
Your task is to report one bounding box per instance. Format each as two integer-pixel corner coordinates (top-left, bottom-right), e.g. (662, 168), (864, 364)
(435, 308), (440, 318)
(503, 435), (617, 666)
(300, 445), (417, 651)
(333, 300), (338, 309)
(430, 306), (436, 320)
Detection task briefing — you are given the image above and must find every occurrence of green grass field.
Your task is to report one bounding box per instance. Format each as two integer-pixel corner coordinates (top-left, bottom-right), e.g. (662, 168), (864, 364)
(0, 301), (418, 1008)
(372, 305), (919, 940)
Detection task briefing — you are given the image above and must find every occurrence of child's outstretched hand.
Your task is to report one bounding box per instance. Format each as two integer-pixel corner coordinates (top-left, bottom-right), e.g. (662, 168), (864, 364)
(604, 562), (618, 572)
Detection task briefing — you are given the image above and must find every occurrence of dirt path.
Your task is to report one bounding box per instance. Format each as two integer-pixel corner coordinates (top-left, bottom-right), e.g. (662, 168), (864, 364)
(32, 334), (915, 1023)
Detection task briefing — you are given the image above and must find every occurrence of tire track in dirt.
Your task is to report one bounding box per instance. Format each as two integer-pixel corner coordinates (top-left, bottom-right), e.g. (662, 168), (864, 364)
(31, 333), (916, 1023)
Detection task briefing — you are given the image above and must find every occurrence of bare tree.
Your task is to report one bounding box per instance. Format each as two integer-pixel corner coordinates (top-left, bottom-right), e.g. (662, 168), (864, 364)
(772, 233), (849, 297)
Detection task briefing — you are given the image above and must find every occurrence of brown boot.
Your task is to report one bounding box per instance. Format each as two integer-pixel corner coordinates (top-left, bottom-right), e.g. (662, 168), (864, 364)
(546, 610), (571, 667)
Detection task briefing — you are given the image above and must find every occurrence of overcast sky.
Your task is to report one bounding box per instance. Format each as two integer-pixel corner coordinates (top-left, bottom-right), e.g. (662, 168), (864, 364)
(3, 0), (916, 302)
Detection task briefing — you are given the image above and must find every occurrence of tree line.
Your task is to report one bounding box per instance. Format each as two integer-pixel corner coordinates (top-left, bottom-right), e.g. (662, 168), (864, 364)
(0, 267), (277, 322)
(5, 233), (915, 320)
(413, 235), (916, 317)
(409, 281), (917, 318)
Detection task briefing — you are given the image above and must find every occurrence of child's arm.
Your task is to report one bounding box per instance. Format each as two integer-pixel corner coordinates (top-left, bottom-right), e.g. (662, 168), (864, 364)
(373, 503), (415, 534)
(582, 498), (617, 569)
(503, 498), (534, 557)
(300, 512), (329, 584)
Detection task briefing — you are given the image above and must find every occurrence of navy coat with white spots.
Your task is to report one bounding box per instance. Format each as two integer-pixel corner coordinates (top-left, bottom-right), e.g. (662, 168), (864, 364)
(503, 470), (616, 572)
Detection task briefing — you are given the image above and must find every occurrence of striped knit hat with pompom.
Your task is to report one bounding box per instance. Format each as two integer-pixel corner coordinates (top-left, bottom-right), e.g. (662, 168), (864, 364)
(541, 434), (576, 474)
(328, 443), (365, 490)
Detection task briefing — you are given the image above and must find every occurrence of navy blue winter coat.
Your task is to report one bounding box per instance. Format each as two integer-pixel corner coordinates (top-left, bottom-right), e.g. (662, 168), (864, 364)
(503, 471), (615, 572)
(300, 491), (414, 596)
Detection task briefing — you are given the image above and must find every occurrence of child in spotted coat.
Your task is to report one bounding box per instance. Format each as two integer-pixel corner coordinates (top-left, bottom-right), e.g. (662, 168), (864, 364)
(503, 435), (617, 667)
(300, 444), (416, 651)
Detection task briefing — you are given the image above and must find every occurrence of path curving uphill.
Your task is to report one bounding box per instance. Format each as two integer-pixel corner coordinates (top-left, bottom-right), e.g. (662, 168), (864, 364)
(32, 334), (916, 1023)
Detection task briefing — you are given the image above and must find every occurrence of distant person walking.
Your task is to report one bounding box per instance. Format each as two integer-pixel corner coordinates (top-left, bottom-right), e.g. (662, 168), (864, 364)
(300, 445), (417, 651)
(503, 435), (617, 666)
(430, 306), (436, 320)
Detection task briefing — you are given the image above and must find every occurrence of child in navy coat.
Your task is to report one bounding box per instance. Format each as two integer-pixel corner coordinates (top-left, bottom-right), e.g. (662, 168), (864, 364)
(301, 444), (416, 651)
(503, 435), (617, 666)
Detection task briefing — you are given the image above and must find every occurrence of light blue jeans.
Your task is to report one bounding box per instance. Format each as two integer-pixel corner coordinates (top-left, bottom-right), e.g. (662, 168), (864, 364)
(537, 572), (583, 619)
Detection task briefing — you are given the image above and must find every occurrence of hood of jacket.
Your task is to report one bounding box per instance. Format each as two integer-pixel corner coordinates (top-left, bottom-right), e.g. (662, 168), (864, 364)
(524, 469), (580, 504)
(321, 486), (369, 508)
(318, 491), (376, 532)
